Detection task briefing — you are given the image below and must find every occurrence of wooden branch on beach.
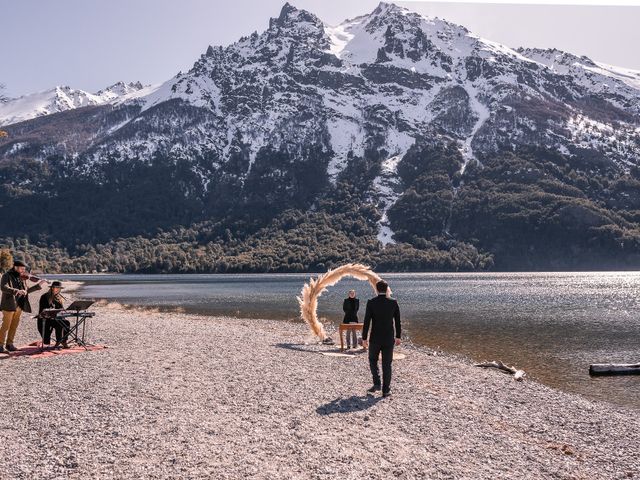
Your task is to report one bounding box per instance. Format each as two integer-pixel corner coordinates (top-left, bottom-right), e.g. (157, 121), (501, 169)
(475, 361), (525, 381)
(589, 363), (640, 376)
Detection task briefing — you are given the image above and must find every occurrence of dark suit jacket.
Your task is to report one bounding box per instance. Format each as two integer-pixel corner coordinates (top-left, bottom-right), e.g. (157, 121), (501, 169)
(362, 294), (401, 346)
(0, 270), (42, 313)
(342, 297), (359, 323)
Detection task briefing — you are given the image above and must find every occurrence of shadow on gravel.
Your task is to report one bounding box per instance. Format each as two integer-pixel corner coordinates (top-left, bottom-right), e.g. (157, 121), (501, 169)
(274, 343), (317, 353)
(316, 395), (382, 416)
(274, 343), (366, 356)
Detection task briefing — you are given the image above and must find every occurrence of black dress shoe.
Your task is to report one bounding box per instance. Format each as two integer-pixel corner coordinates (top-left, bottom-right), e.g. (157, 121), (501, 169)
(367, 385), (381, 393)
(382, 391), (392, 398)
(0, 345), (5, 354)
(5, 344), (17, 352)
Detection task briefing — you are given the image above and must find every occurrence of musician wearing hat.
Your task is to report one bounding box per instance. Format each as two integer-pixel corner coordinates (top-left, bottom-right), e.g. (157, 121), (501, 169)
(0, 259), (46, 353)
(38, 280), (70, 349)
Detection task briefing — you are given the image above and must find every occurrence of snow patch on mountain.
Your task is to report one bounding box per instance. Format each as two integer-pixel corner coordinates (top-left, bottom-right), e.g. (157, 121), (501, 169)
(566, 114), (639, 167)
(518, 47), (640, 113)
(520, 48), (640, 92)
(140, 74), (222, 113)
(326, 117), (364, 179)
(373, 146), (412, 246)
(588, 62), (640, 91)
(459, 83), (490, 174)
(324, 18), (358, 58)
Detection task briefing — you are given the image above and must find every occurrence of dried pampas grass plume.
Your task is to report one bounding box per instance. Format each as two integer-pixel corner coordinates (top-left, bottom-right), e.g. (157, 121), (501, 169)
(297, 263), (384, 340)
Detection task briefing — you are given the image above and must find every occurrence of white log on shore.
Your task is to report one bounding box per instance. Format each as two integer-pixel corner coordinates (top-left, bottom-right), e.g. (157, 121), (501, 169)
(475, 360), (526, 381)
(589, 363), (640, 376)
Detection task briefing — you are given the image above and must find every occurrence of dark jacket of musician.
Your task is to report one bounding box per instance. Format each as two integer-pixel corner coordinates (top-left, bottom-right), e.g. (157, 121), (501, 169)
(342, 297), (360, 323)
(1, 269), (42, 313)
(38, 291), (64, 314)
(38, 284), (69, 346)
(362, 294), (401, 347)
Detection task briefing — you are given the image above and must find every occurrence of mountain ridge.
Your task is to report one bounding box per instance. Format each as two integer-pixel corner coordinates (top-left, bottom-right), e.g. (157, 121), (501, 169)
(0, 81), (146, 127)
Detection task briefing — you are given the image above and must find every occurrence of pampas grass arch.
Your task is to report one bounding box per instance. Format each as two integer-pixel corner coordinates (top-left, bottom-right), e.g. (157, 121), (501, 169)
(297, 263), (386, 340)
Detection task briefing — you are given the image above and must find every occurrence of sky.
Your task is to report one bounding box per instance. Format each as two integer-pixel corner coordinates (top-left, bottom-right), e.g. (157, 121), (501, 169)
(1, 0), (639, 97)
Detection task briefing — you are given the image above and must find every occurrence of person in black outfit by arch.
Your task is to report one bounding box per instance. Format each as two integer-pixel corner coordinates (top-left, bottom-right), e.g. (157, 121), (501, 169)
(362, 280), (401, 398)
(342, 290), (360, 348)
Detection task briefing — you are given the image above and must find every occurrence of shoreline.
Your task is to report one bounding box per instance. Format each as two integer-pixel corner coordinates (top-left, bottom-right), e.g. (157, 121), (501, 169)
(52, 269), (640, 276)
(1, 304), (639, 478)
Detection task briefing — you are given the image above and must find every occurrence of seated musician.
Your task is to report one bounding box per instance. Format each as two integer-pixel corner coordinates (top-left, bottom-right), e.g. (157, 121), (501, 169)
(38, 281), (70, 349)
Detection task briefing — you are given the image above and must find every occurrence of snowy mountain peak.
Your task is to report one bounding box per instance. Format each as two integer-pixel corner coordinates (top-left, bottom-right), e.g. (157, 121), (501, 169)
(2, 1), (639, 189)
(268, 2), (325, 35)
(118, 1), (639, 183)
(0, 86), (96, 126)
(272, 2), (301, 25)
(372, 1), (405, 16)
(96, 81), (145, 98)
(0, 81), (146, 126)
(324, 1), (526, 78)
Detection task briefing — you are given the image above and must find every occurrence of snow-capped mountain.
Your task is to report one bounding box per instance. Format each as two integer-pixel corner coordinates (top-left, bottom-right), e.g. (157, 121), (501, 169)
(1, 2), (640, 271)
(0, 81), (145, 126)
(4, 3), (638, 169)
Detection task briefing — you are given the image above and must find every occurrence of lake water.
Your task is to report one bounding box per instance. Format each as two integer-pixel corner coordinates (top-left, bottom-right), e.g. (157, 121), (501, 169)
(55, 272), (640, 410)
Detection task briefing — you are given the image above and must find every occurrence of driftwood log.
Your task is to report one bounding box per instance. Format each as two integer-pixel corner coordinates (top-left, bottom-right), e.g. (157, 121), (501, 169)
(589, 363), (640, 376)
(475, 361), (525, 381)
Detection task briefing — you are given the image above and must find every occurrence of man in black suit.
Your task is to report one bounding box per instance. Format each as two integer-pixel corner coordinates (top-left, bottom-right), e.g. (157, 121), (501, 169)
(362, 280), (401, 397)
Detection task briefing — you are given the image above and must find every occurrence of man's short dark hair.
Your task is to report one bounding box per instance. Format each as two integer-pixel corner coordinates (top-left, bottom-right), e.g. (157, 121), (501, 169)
(376, 280), (388, 293)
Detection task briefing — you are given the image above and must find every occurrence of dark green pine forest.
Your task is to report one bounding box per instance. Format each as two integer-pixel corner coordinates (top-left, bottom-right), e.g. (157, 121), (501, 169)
(2, 137), (640, 274)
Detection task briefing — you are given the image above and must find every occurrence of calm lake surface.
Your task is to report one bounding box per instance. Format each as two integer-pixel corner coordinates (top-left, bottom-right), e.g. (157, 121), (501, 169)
(57, 272), (639, 410)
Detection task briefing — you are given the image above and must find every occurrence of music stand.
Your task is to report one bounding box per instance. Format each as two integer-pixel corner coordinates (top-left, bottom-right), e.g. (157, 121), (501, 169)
(60, 301), (95, 348)
(66, 300), (95, 311)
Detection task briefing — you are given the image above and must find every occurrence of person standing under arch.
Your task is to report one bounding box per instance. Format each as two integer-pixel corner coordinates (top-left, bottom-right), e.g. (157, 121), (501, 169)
(342, 289), (360, 349)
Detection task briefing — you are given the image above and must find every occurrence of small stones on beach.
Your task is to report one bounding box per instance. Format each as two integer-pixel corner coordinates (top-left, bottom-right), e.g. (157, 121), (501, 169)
(0, 306), (638, 479)
(546, 443), (577, 456)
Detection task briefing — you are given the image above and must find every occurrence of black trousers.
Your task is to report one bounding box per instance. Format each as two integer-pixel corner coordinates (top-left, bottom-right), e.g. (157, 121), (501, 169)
(37, 317), (70, 345)
(368, 342), (394, 393)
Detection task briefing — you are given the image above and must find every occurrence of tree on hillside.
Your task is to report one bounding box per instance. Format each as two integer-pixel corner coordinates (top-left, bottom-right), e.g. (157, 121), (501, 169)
(0, 249), (13, 272)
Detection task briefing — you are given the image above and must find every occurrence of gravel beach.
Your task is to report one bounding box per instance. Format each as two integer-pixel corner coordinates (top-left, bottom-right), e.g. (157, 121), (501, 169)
(0, 301), (638, 479)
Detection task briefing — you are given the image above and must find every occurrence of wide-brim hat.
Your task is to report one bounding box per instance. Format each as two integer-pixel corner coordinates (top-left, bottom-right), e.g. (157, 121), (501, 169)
(13, 259), (28, 268)
(50, 281), (64, 289)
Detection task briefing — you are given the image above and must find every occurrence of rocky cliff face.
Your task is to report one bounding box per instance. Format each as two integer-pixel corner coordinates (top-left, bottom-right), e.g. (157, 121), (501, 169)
(1, 2), (639, 272)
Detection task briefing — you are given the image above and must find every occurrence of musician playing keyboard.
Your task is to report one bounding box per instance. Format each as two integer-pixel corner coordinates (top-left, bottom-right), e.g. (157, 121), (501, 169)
(38, 281), (70, 349)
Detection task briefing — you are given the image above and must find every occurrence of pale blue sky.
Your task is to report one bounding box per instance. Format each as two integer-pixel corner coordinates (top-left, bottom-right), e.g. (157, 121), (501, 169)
(2, 0), (639, 97)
